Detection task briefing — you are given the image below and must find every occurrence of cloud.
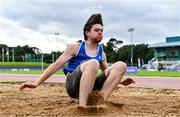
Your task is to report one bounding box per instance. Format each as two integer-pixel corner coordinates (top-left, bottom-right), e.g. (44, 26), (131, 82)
(0, 0), (179, 53)
(0, 16), (80, 53)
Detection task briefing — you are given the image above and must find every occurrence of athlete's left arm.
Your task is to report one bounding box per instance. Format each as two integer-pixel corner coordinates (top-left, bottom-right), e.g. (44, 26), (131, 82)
(100, 52), (109, 71)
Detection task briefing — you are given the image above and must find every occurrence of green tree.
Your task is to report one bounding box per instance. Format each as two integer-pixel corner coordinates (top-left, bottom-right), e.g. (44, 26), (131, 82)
(104, 38), (123, 63)
(103, 40), (154, 66)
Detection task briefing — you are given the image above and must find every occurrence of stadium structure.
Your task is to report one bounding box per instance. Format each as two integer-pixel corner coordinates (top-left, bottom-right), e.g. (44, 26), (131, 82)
(148, 36), (180, 71)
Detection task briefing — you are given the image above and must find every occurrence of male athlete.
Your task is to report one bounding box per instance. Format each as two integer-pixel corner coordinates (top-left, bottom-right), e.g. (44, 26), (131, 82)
(20, 13), (135, 107)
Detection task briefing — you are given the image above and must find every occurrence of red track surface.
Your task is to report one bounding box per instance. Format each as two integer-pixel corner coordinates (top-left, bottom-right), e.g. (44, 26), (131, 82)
(1, 74), (180, 89)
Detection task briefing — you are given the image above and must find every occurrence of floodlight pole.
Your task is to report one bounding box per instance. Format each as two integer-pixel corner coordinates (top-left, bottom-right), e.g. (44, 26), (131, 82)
(128, 28), (135, 66)
(54, 32), (60, 60)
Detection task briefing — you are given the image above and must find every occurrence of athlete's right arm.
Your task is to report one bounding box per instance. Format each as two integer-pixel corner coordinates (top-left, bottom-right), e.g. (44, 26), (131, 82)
(19, 43), (79, 91)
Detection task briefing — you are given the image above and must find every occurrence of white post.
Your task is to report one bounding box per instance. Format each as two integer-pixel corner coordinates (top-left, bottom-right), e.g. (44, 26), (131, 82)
(7, 48), (9, 62)
(41, 53), (43, 71)
(12, 48), (15, 62)
(2, 48), (4, 62)
(52, 52), (54, 63)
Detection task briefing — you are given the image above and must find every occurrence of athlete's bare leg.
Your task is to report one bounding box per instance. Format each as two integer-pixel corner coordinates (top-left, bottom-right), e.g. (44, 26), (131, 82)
(100, 61), (127, 100)
(79, 59), (100, 106)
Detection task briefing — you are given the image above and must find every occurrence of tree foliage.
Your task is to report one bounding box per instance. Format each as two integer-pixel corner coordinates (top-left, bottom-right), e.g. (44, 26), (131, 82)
(103, 39), (154, 66)
(0, 44), (62, 63)
(0, 40), (154, 65)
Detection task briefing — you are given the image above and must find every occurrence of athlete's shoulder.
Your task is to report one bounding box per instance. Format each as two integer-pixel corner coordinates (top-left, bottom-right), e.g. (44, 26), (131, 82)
(65, 41), (82, 55)
(67, 41), (82, 49)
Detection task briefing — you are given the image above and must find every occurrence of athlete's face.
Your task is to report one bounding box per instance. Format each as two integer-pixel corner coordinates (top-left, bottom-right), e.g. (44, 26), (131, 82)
(86, 24), (103, 43)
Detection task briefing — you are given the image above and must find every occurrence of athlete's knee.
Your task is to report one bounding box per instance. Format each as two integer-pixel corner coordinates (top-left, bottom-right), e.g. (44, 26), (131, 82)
(114, 61), (127, 72)
(81, 59), (100, 72)
(86, 59), (100, 70)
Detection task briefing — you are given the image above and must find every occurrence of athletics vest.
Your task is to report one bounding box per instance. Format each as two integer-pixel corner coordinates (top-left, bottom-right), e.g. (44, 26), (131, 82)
(63, 41), (103, 75)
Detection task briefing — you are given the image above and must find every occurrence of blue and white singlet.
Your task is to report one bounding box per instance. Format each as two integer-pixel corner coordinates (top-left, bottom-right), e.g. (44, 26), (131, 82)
(63, 41), (103, 75)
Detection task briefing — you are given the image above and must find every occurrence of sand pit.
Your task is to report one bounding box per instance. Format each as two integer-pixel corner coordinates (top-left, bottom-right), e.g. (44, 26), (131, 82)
(1, 83), (180, 116)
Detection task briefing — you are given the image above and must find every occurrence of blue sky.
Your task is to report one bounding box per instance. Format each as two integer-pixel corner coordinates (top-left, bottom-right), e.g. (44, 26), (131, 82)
(0, 0), (179, 53)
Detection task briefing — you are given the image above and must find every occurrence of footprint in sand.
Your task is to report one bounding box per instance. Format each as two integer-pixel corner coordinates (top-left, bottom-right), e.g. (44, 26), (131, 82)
(77, 105), (107, 112)
(108, 101), (124, 108)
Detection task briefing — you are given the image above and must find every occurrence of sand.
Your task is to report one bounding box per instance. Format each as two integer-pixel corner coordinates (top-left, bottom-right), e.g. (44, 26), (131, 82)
(1, 82), (180, 116)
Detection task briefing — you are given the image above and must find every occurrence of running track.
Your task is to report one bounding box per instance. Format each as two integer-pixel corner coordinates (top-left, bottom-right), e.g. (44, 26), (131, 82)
(1, 74), (180, 89)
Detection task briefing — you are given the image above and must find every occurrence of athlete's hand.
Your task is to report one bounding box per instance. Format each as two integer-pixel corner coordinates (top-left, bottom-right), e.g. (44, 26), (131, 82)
(19, 81), (38, 91)
(120, 78), (135, 86)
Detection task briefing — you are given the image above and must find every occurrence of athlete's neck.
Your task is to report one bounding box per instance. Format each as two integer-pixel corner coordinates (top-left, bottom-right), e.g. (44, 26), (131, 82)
(85, 40), (98, 50)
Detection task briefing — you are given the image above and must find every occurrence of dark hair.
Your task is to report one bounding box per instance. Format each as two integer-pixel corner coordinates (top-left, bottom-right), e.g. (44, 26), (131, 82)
(83, 13), (103, 40)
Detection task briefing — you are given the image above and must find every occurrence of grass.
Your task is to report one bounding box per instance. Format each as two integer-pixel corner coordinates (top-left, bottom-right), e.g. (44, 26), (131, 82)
(126, 71), (180, 77)
(0, 70), (180, 77)
(0, 70), (64, 75)
(0, 62), (50, 68)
